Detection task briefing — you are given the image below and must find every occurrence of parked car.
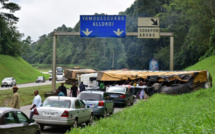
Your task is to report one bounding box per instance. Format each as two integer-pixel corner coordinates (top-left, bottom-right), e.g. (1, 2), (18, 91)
(33, 96), (93, 130)
(36, 76), (45, 83)
(1, 77), (16, 87)
(78, 90), (114, 117)
(0, 107), (41, 134)
(106, 86), (134, 107)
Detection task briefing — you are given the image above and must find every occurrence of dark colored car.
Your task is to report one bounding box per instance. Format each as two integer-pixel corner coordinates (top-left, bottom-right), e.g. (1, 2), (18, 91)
(0, 107), (41, 134)
(106, 86), (134, 107)
(78, 90), (114, 117)
(36, 76), (45, 83)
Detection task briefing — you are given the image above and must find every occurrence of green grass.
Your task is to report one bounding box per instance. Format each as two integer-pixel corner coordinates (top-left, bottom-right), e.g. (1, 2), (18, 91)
(0, 55), (49, 84)
(0, 83), (73, 107)
(67, 55), (215, 134)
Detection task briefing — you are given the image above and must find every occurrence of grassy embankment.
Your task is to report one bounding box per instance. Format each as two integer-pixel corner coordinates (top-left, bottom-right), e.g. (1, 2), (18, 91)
(0, 55), (49, 84)
(67, 55), (215, 134)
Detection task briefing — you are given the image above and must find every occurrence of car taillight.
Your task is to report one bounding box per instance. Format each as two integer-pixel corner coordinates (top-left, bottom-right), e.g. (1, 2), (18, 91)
(33, 108), (39, 115)
(61, 110), (69, 117)
(120, 94), (125, 98)
(98, 101), (104, 106)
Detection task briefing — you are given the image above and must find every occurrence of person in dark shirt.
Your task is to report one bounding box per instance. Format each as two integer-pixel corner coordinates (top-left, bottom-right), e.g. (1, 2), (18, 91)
(58, 82), (67, 96)
(79, 82), (85, 92)
(70, 83), (78, 97)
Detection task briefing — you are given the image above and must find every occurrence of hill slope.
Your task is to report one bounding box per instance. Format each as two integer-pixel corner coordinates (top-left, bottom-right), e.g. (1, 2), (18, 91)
(0, 55), (48, 84)
(68, 56), (215, 134)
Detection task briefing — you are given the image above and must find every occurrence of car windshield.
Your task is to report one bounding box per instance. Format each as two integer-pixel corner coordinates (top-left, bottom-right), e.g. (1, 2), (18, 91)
(79, 93), (102, 101)
(108, 87), (126, 93)
(4, 78), (12, 81)
(56, 67), (63, 72)
(43, 99), (71, 108)
(38, 76), (43, 79)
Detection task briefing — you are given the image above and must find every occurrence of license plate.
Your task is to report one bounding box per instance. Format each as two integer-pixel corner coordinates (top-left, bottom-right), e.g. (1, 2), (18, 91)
(88, 104), (94, 108)
(110, 94), (118, 98)
(43, 112), (57, 116)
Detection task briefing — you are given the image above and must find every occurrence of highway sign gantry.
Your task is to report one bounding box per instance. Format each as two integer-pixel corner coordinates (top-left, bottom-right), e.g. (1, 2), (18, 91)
(80, 15), (126, 38)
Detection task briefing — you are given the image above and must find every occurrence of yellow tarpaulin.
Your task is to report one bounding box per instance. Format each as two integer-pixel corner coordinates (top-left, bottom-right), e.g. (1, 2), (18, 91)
(97, 70), (208, 83)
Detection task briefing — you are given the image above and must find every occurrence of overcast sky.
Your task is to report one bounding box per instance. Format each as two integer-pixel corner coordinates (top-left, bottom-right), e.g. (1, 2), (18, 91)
(10, 0), (135, 42)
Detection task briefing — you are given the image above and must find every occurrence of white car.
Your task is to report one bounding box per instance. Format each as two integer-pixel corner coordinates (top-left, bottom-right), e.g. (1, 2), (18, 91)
(33, 96), (93, 130)
(1, 77), (16, 87)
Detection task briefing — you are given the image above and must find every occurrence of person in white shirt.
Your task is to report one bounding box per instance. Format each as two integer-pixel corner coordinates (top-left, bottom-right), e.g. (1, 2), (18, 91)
(29, 90), (41, 121)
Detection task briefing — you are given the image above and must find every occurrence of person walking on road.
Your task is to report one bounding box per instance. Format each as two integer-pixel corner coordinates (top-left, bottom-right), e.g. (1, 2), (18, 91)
(70, 83), (78, 97)
(30, 90), (41, 121)
(10, 86), (20, 109)
(79, 82), (85, 92)
(58, 82), (67, 96)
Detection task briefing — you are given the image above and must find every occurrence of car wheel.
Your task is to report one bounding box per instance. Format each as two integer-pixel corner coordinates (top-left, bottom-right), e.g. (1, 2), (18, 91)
(86, 114), (93, 126)
(1, 86), (3, 87)
(103, 109), (107, 118)
(73, 119), (78, 128)
(39, 124), (45, 131)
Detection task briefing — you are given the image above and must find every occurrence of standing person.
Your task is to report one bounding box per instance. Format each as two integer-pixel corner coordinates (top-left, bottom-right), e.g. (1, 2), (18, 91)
(70, 83), (78, 97)
(58, 82), (67, 96)
(79, 82), (85, 92)
(30, 90), (42, 121)
(10, 86), (20, 109)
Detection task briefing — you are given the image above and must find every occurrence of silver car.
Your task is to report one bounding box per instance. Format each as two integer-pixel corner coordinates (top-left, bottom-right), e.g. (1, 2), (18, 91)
(0, 107), (41, 134)
(33, 96), (93, 130)
(1, 77), (16, 87)
(78, 90), (114, 117)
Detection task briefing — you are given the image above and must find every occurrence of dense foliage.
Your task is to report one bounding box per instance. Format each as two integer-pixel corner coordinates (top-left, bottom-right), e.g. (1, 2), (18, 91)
(0, 0), (22, 56)
(5, 0), (215, 70)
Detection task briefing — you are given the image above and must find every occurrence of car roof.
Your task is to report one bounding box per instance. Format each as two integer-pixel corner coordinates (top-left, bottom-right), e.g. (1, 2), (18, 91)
(81, 90), (104, 94)
(45, 96), (78, 101)
(108, 86), (127, 89)
(4, 77), (13, 79)
(0, 107), (20, 114)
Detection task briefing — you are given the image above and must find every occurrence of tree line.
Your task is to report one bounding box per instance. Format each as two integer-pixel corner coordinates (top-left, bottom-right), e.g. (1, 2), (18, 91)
(1, 0), (215, 70)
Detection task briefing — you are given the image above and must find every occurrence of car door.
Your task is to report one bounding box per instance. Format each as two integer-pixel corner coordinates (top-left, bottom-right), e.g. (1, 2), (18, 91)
(104, 93), (114, 114)
(3, 111), (21, 134)
(79, 100), (89, 122)
(74, 100), (84, 123)
(15, 111), (35, 134)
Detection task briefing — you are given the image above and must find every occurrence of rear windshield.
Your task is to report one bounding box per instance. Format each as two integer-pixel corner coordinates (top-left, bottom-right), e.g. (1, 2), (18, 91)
(107, 87), (126, 93)
(79, 93), (102, 101)
(43, 99), (71, 108)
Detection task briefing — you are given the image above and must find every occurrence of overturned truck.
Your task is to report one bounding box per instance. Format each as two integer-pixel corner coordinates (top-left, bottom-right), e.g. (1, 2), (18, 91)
(97, 70), (212, 95)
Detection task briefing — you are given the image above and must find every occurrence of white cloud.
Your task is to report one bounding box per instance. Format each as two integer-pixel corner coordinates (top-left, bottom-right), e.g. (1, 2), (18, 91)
(11, 0), (135, 41)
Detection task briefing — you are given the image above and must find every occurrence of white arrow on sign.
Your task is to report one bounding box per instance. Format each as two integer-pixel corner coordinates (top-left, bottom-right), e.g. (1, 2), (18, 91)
(113, 29), (124, 36)
(82, 29), (93, 36)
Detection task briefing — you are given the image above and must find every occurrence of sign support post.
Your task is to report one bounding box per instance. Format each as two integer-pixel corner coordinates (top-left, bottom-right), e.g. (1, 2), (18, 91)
(52, 35), (57, 92)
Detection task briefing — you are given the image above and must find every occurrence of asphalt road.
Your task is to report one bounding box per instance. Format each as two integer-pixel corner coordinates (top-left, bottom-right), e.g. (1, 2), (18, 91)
(0, 80), (62, 90)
